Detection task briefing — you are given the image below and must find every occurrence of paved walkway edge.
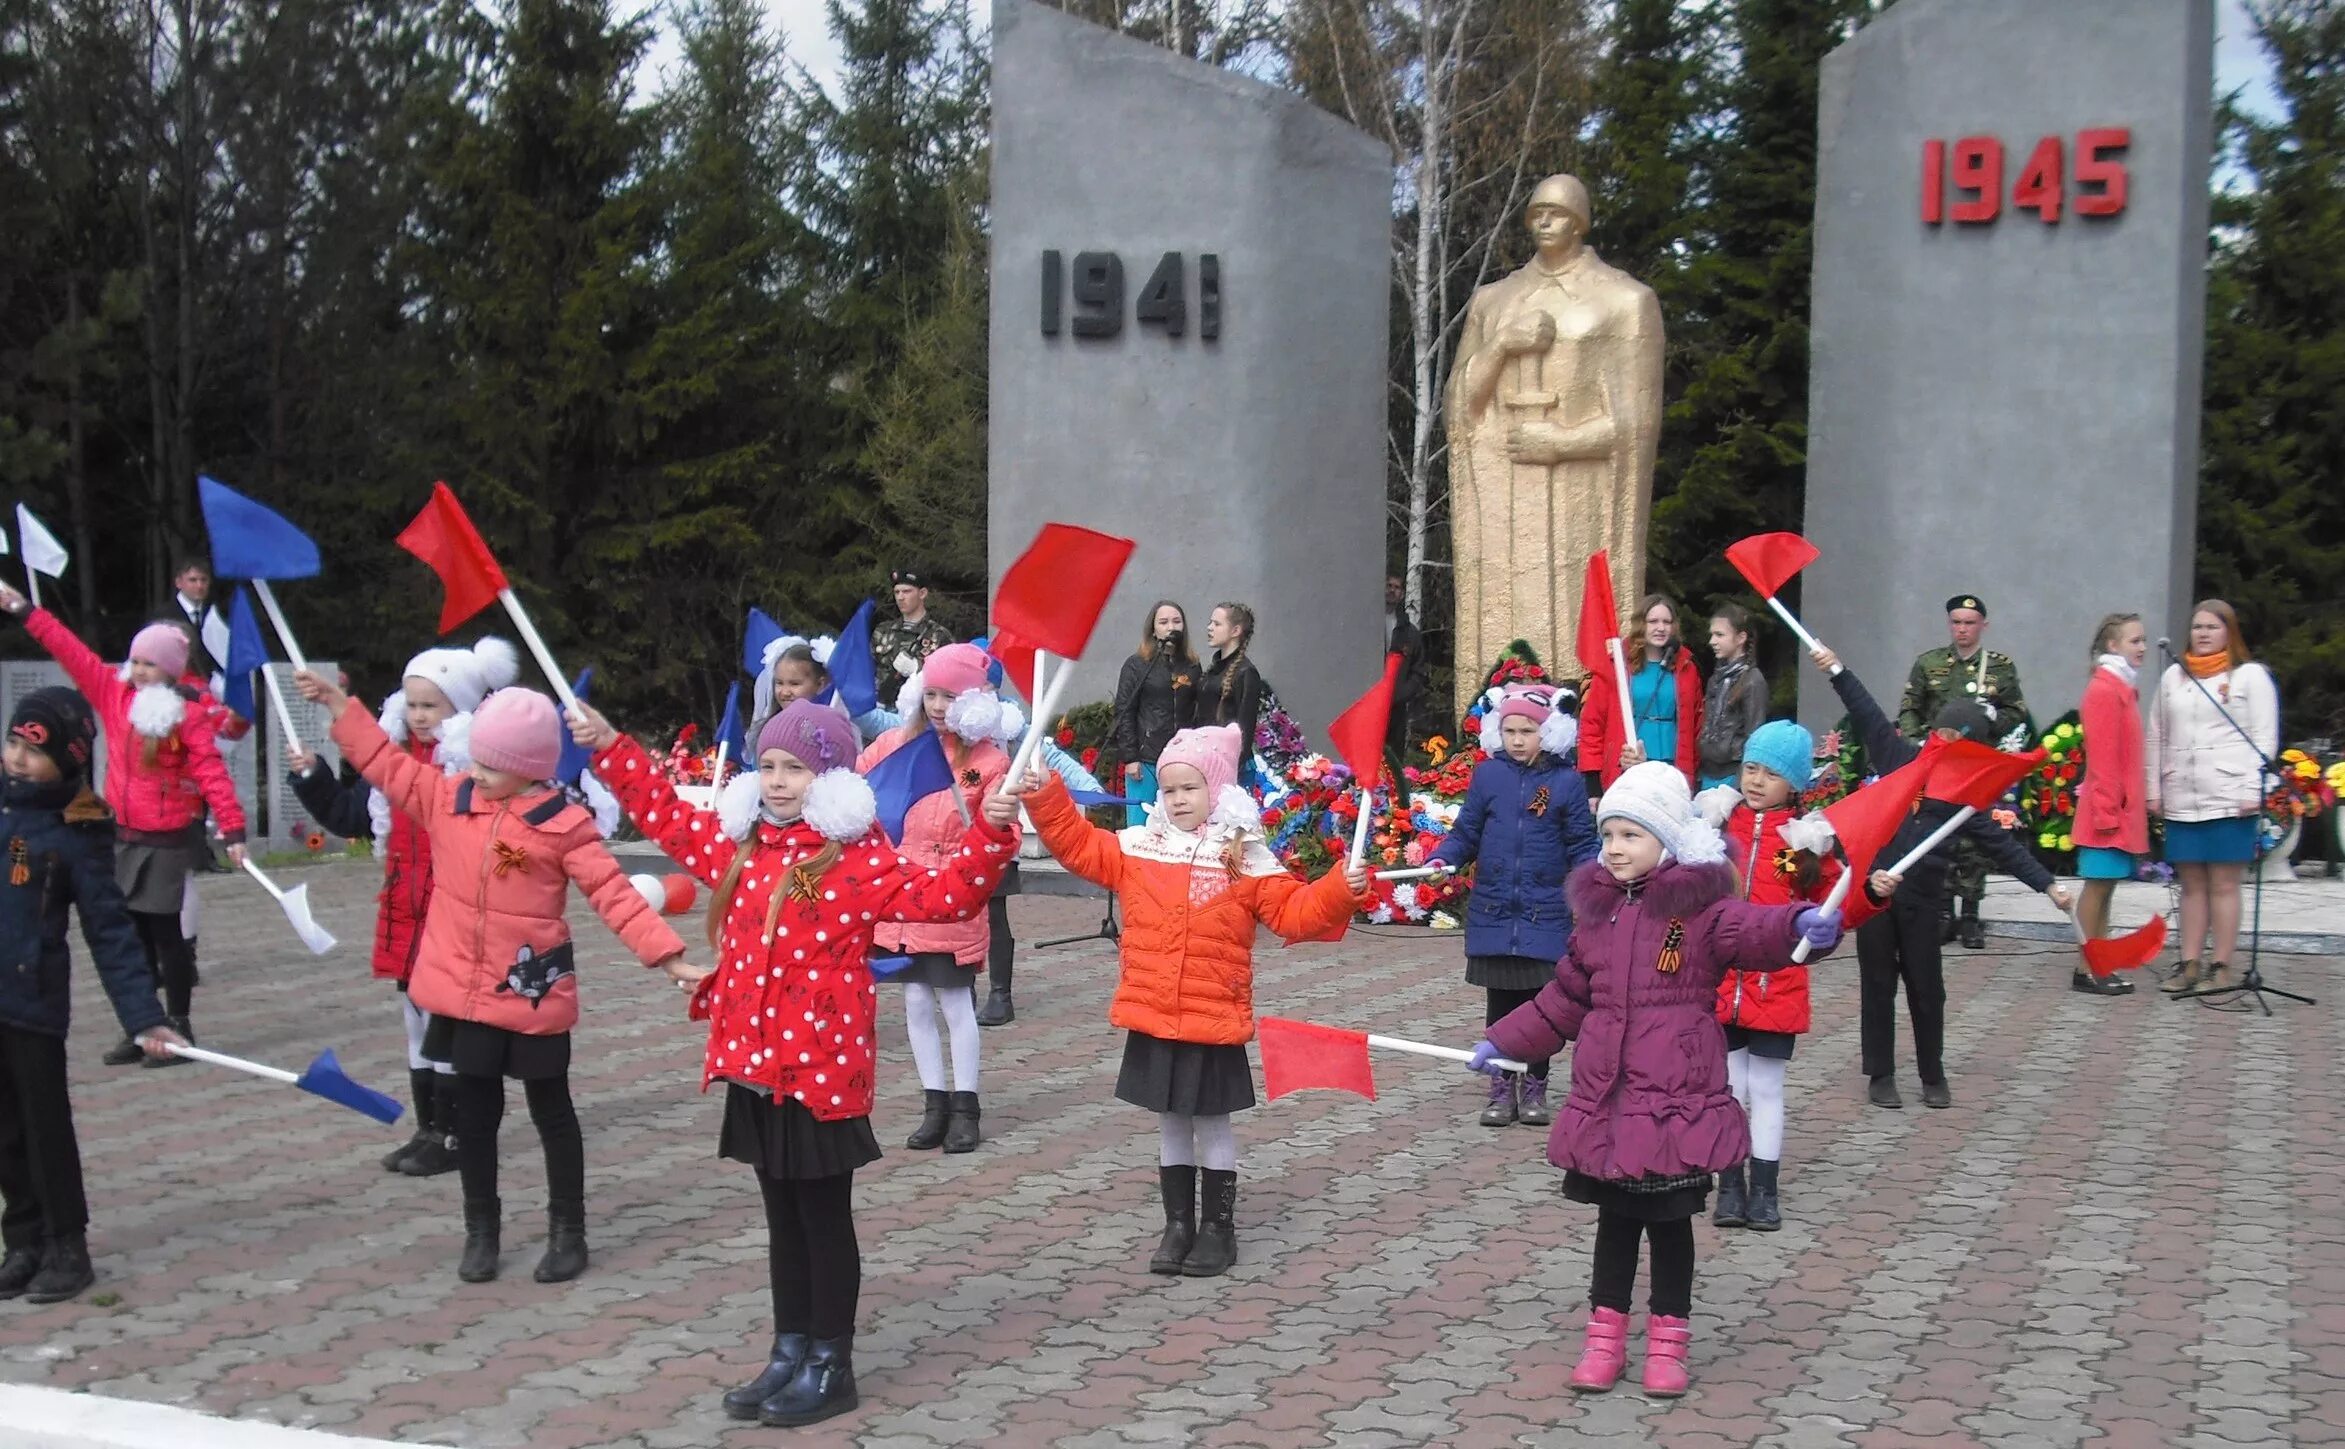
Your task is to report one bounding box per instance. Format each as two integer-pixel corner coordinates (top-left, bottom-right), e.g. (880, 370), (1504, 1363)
(0, 1385), (444, 1449)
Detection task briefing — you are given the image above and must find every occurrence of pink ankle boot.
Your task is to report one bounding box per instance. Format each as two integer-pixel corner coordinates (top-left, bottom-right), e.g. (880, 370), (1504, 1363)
(1568, 1307), (1629, 1393)
(1642, 1314), (1692, 1397)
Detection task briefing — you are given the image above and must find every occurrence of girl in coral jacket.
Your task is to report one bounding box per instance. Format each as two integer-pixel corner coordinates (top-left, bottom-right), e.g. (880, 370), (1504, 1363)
(1469, 762), (1845, 1399)
(1695, 721), (1843, 1234)
(1013, 723), (1370, 1279)
(854, 643), (1018, 1155)
(295, 670), (693, 1287)
(285, 638), (520, 1179)
(3, 586), (246, 1058)
(573, 696), (1019, 1429)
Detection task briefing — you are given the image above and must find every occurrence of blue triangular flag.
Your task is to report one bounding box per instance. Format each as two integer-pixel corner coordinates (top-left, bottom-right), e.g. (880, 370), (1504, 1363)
(197, 475), (321, 580)
(745, 608), (789, 678)
(221, 586), (270, 722)
(554, 667), (597, 785)
(869, 953), (914, 980)
(867, 729), (955, 842)
(293, 1048), (405, 1124)
(829, 599), (879, 716)
(1069, 788), (1131, 809)
(716, 681), (745, 765)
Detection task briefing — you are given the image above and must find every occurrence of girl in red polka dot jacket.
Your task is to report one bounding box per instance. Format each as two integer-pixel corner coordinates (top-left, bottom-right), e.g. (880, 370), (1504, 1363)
(570, 696), (1021, 1430)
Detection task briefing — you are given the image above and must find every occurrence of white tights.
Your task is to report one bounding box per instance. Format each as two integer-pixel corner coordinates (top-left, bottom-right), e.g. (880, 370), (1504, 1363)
(1158, 1113), (1238, 1171)
(903, 980), (981, 1092)
(1727, 1048), (1787, 1161)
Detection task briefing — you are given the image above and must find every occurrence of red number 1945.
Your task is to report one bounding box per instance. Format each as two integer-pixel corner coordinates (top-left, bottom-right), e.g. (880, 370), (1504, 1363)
(1920, 129), (2130, 225)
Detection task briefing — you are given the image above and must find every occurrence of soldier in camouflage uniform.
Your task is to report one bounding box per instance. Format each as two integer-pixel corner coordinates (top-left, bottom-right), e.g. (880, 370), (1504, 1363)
(871, 569), (956, 688)
(1898, 594), (2028, 950)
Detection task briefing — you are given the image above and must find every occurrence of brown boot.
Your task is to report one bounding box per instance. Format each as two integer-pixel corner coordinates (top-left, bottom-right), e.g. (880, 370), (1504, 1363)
(2161, 959), (2203, 996)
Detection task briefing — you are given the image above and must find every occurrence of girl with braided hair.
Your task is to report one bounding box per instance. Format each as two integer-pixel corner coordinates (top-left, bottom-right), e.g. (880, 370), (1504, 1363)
(1191, 603), (1263, 764)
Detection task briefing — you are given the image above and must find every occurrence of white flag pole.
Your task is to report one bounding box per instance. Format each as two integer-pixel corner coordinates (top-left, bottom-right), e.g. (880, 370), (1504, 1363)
(1791, 806), (1979, 963)
(163, 1041), (300, 1084)
(1763, 594), (1824, 654)
(249, 579), (311, 672)
(1366, 1034), (1528, 1074)
(1608, 635), (1635, 736)
(25, 571), (38, 611)
(259, 662), (305, 754)
(1005, 649), (1069, 785)
(497, 588), (580, 713)
(1348, 785), (1373, 868)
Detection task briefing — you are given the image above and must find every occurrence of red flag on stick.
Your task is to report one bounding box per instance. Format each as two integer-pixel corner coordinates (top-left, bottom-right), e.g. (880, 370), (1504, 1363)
(1725, 532), (1819, 600)
(397, 482), (509, 632)
(1328, 653), (1402, 786)
(1820, 738), (1946, 929)
(985, 628), (1040, 701)
(1926, 740), (2046, 811)
(2083, 913), (2168, 976)
(992, 524), (1135, 660)
(1574, 551), (1622, 680)
(1258, 1017), (1376, 1101)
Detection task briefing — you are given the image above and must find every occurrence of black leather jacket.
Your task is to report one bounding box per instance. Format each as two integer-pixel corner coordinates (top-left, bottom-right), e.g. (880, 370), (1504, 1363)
(1110, 648), (1200, 765)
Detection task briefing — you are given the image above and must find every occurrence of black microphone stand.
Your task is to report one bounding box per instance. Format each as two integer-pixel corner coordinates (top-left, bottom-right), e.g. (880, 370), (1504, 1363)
(2160, 641), (2310, 1011)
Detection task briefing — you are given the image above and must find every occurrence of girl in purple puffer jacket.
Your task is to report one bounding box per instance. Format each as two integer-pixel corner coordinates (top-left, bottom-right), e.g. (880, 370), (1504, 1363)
(1470, 762), (1844, 1401)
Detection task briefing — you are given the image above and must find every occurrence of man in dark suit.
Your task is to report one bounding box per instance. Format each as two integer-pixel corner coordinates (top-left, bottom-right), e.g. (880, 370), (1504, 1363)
(157, 557), (219, 679)
(1386, 574), (1430, 767)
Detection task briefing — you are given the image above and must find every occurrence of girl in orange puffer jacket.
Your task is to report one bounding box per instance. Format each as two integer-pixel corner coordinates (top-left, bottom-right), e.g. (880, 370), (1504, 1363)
(1015, 723), (1369, 1279)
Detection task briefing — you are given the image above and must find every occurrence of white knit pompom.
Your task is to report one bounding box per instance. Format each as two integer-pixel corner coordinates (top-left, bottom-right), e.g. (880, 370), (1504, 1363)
(717, 771), (764, 841)
(1477, 714), (1504, 756)
(435, 712), (475, 776)
(368, 787), (392, 847)
(943, 689), (1002, 742)
(1693, 784), (1741, 829)
(128, 684), (185, 740)
(1673, 814), (1728, 867)
(895, 675), (923, 724)
(116, 662), (135, 686)
(1540, 711), (1578, 759)
(802, 768), (878, 842)
(1779, 812), (1837, 857)
(581, 771), (621, 838)
(808, 635), (836, 666)
(994, 701), (1027, 746)
(472, 637), (521, 693)
(1208, 783), (1262, 836)
(380, 690), (411, 745)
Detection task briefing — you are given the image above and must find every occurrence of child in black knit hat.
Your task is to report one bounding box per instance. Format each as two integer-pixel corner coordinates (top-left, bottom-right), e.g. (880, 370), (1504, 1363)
(0, 688), (185, 1303)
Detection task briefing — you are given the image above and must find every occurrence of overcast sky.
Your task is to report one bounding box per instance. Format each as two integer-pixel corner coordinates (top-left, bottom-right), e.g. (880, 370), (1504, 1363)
(640, 0), (2280, 128)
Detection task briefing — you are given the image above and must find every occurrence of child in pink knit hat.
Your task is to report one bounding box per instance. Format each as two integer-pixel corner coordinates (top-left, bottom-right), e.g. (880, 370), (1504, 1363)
(297, 668), (698, 1287)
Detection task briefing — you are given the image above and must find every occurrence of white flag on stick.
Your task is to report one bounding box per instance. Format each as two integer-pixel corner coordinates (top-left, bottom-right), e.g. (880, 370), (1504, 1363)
(16, 505), (67, 578)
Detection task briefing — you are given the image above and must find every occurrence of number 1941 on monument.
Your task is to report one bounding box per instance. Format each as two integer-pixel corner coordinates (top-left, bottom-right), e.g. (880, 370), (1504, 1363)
(1920, 128), (2131, 224)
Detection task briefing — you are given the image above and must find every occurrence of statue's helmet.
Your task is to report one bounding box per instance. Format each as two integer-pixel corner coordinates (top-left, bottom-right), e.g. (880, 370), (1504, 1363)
(1525, 174), (1592, 232)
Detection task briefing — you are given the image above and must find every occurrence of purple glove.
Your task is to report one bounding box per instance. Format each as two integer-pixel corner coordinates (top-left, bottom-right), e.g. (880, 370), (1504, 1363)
(1795, 906), (1843, 954)
(1466, 1040), (1509, 1077)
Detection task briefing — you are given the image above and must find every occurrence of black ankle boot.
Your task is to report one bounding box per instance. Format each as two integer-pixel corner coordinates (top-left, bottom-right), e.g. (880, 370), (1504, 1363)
(942, 1091), (982, 1153)
(759, 1335), (858, 1427)
(143, 1015), (194, 1067)
(533, 1201), (589, 1283)
(400, 1090), (459, 1177)
(458, 1197), (500, 1283)
(1713, 1160), (1749, 1228)
(0, 1244), (45, 1299)
(385, 1071), (436, 1171)
(905, 1089), (950, 1150)
(976, 985), (1015, 1027)
(24, 1235), (94, 1304)
(1958, 903), (1985, 950)
(101, 1036), (145, 1067)
(723, 1332), (810, 1421)
(1150, 1165), (1197, 1275)
(1745, 1158), (1782, 1231)
(1182, 1169), (1237, 1277)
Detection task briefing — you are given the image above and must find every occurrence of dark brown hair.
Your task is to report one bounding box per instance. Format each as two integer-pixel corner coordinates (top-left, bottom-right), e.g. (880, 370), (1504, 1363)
(1137, 600), (1197, 667)
(1213, 601), (1256, 705)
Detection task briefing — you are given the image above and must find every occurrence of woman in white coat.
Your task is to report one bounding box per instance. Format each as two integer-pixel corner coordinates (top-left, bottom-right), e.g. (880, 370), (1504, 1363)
(2146, 600), (2279, 995)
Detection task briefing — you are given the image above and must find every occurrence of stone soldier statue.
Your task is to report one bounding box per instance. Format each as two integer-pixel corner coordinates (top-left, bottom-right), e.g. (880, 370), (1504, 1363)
(1898, 593), (2029, 950)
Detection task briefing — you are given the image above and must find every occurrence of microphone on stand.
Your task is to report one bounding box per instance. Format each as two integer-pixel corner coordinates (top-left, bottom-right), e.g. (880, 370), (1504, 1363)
(2157, 637), (2174, 658)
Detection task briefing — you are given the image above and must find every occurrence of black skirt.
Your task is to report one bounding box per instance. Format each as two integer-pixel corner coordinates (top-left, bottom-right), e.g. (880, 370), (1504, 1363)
(115, 827), (209, 915)
(1564, 1169), (1713, 1223)
(885, 952), (978, 990)
(422, 1015), (571, 1081)
(719, 1083), (882, 1180)
(1466, 954), (1554, 991)
(1724, 1025), (1797, 1060)
(1114, 1031), (1256, 1116)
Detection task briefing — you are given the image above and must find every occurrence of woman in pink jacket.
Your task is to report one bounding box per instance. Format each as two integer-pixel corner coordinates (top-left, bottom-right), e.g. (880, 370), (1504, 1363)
(2072, 614), (2149, 998)
(298, 670), (696, 1286)
(853, 643), (1018, 1155)
(3, 587), (245, 1061)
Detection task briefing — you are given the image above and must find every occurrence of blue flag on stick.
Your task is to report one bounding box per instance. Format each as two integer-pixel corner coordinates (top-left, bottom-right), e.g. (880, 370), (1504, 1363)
(554, 667), (597, 785)
(221, 586), (270, 722)
(716, 681), (746, 766)
(745, 608), (789, 678)
(294, 1048), (405, 1124)
(197, 476), (320, 579)
(866, 729), (955, 842)
(829, 600), (879, 716)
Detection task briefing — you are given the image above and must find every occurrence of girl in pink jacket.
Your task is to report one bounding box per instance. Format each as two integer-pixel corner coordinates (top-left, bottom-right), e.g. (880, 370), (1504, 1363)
(298, 670), (696, 1287)
(3, 588), (245, 1060)
(853, 643), (1018, 1155)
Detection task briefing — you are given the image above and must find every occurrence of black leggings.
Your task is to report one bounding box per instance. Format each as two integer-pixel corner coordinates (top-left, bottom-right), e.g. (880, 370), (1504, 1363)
(1590, 1211), (1695, 1318)
(760, 1171), (861, 1341)
(132, 911), (195, 1018)
(451, 1073), (583, 1210)
(1483, 987), (1551, 1080)
(987, 893), (1014, 991)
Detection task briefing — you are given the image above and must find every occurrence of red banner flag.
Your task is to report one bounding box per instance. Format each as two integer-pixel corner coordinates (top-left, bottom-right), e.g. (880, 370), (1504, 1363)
(985, 628), (1040, 701)
(1820, 738), (1945, 929)
(1327, 653), (1402, 785)
(2083, 913), (2168, 977)
(1926, 740), (2045, 810)
(396, 482), (509, 632)
(1258, 1017), (1376, 1101)
(1575, 551), (1621, 679)
(1725, 532), (1819, 600)
(991, 524), (1135, 660)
